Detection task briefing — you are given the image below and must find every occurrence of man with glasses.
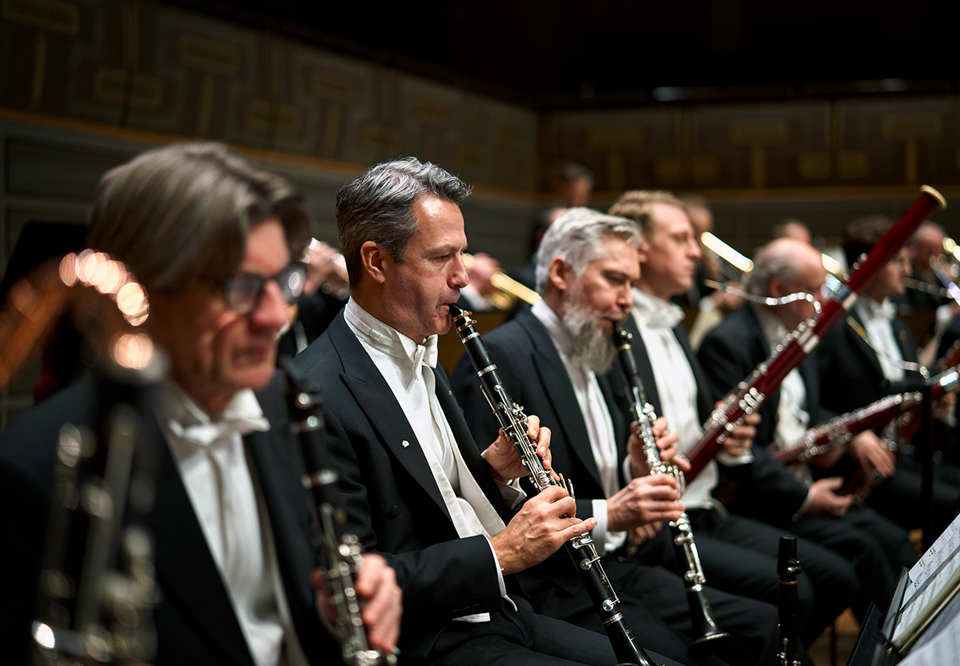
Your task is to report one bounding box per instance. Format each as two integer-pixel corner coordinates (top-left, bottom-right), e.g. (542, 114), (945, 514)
(0, 143), (401, 665)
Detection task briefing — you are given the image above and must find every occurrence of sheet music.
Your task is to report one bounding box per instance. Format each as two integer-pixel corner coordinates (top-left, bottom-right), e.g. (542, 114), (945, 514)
(897, 609), (960, 666)
(903, 513), (960, 605)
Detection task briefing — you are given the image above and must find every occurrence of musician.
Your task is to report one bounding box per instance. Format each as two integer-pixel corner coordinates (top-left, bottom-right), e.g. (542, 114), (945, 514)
(696, 237), (916, 620)
(0, 143), (402, 666)
(816, 215), (960, 532)
(289, 157), (684, 666)
(895, 220), (949, 312)
(451, 207), (781, 666)
(607, 190), (857, 646)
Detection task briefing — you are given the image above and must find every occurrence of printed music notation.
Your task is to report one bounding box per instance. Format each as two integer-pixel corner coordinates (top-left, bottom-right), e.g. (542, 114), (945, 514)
(897, 602), (960, 666)
(892, 513), (960, 650)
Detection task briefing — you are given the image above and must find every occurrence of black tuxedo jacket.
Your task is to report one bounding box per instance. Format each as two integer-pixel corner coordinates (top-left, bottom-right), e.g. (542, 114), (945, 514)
(817, 307), (922, 416)
(290, 312), (519, 658)
(0, 371), (335, 666)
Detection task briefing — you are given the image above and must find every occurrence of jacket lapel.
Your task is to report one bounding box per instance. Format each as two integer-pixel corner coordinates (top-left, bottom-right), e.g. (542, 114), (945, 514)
(328, 317), (453, 522)
(519, 312), (604, 490)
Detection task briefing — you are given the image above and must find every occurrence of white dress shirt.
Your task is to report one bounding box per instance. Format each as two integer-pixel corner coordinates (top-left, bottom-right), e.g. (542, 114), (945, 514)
(344, 298), (522, 620)
(157, 383), (309, 666)
(531, 300), (625, 553)
(855, 297), (906, 382)
(753, 305), (816, 490)
(631, 289), (751, 511)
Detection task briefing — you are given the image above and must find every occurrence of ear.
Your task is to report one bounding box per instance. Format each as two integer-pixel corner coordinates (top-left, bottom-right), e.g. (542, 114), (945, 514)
(547, 256), (572, 293)
(637, 242), (650, 265)
(359, 240), (389, 285)
(768, 277), (787, 299)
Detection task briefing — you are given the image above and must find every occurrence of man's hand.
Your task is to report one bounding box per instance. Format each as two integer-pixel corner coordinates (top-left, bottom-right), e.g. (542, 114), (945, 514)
(607, 474), (684, 532)
(850, 431), (896, 478)
(628, 417), (686, 478)
(313, 553), (402, 655)
(800, 477), (853, 517)
(482, 414), (551, 483)
(719, 405), (758, 457)
(490, 486), (595, 575)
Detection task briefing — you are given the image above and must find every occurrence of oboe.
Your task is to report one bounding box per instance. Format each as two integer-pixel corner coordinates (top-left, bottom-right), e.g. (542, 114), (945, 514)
(284, 364), (396, 666)
(777, 537), (802, 666)
(449, 304), (659, 666)
(612, 323), (728, 646)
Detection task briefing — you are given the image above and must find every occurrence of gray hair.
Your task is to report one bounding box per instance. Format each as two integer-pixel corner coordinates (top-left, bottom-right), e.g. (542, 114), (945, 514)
(534, 207), (642, 293)
(607, 190), (686, 235)
(743, 241), (805, 295)
(86, 143), (309, 292)
(336, 157), (471, 286)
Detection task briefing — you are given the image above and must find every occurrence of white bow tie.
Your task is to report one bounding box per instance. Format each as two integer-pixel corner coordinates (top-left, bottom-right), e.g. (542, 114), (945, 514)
(168, 415), (270, 448)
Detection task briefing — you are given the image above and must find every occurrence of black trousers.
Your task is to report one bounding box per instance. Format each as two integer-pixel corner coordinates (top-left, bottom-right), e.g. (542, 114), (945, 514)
(417, 596), (685, 666)
(680, 508), (858, 647)
(785, 504), (915, 620)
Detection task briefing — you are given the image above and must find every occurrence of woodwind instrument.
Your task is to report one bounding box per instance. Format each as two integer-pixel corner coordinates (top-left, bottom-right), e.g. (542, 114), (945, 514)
(777, 537), (802, 666)
(612, 323), (728, 646)
(449, 304), (659, 666)
(685, 186), (946, 483)
(24, 251), (162, 665)
(284, 363), (396, 666)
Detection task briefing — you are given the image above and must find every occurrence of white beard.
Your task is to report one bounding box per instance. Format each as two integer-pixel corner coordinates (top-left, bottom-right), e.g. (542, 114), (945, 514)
(561, 298), (622, 374)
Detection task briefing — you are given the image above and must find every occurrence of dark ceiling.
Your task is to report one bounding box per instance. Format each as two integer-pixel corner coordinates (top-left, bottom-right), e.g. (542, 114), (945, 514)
(166, 0), (960, 110)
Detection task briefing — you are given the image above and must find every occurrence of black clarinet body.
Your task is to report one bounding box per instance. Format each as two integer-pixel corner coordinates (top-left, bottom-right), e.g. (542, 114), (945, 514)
(284, 363), (396, 666)
(777, 537), (802, 666)
(612, 323), (728, 646)
(32, 338), (164, 665)
(449, 305), (658, 666)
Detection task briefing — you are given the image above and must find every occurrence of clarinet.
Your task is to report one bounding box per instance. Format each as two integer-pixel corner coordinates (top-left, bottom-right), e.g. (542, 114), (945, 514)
(449, 305), (659, 666)
(612, 323), (728, 646)
(685, 186), (946, 483)
(31, 335), (164, 665)
(777, 537), (802, 666)
(284, 364), (396, 666)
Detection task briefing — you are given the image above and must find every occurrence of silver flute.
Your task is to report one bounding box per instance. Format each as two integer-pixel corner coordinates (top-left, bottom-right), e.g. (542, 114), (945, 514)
(612, 323), (728, 646)
(285, 364), (396, 666)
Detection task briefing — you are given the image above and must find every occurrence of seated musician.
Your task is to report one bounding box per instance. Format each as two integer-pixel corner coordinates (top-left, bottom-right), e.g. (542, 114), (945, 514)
(451, 207), (781, 666)
(606, 190), (857, 647)
(0, 143), (401, 666)
(814, 215), (960, 533)
(290, 157), (685, 666)
(697, 237), (916, 621)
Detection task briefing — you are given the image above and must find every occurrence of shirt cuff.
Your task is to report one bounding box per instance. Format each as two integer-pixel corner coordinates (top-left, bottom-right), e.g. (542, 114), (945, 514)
(793, 489), (813, 520)
(591, 499), (609, 555)
(485, 537), (508, 597)
(497, 478), (526, 509)
(716, 450), (754, 466)
(622, 453), (637, 481)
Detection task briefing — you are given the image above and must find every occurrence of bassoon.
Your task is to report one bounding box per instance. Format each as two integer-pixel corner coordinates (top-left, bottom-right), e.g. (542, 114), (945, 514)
(449, 304), (660, 666)
(685, 186), (946, 483)
(773, 367), (959, 466)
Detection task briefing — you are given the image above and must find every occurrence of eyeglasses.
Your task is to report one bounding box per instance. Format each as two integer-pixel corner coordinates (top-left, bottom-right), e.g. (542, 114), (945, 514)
(222, 263), (307, 314)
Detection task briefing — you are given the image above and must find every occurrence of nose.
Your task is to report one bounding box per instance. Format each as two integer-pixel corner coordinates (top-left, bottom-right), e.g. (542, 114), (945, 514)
(690, 238), (702, 260)
(451, 252), (469, 289)
(251, 279), (291, 331)
(619, 283), (633, 312)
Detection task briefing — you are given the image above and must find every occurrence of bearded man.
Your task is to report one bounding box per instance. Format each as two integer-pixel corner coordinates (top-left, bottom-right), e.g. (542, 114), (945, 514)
(451, 207), (781, 666)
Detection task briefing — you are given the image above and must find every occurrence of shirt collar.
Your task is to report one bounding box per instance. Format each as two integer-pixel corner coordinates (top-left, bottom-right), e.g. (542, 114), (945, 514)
(857, 296), (898, 322)
(631, 288), (685, 330)
(345, 298), (439, 371)
(751, 304), (789, 349)
(157, 382), (270, 448)
(531, 299), (576, 358)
